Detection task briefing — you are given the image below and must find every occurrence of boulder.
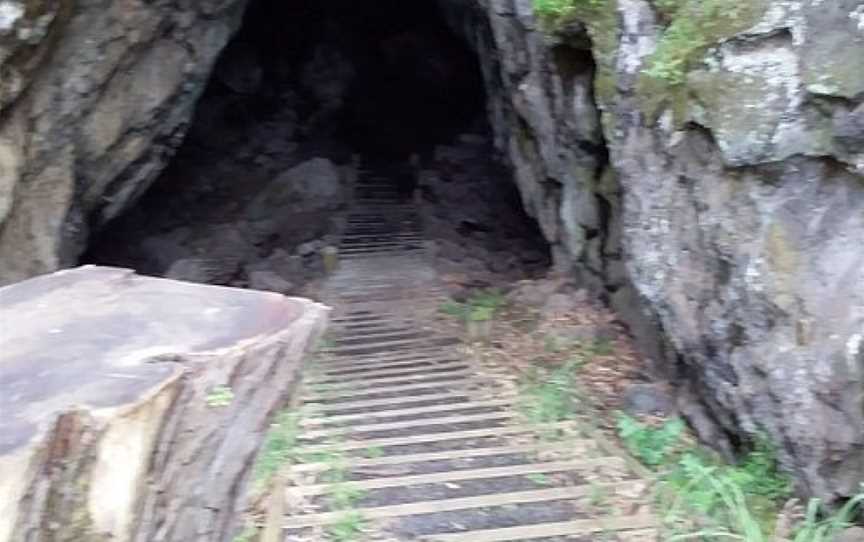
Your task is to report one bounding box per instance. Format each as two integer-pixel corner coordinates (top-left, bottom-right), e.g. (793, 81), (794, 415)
(247, 270), (295, 294)
(163, 224), (256, 285)
(245, 158), (346, 223)
(622, 383), (677, 417)
(165, 258), (237, 285)
(0, 266), (329, 542)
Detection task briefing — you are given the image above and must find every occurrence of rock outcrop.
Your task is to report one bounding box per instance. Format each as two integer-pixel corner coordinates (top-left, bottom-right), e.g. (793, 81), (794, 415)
(440, 0), (864, 502)
(0, 0), (249, 284)
(0, 266), (329, 542)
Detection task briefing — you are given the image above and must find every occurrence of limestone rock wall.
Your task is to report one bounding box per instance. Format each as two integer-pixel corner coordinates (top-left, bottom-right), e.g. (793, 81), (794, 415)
(440, 0), (864, 502)
(0, 0), (249, 284)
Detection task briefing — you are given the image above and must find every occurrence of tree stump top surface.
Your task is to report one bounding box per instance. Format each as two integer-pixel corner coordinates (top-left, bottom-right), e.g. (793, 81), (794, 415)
(0, 266), (308, 456)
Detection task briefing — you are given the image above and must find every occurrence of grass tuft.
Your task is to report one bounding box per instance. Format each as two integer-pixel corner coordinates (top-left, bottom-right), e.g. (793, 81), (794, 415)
(254, 410), (302, 485)
(440, 288), (507, 323)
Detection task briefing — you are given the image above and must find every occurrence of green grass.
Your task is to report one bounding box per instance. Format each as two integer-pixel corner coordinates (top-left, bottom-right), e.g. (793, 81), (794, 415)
(325, 473), (368, 541)
(533, 0), (605, 20)
(518, 360), (584, 439)
(617, 413), (686, 468)
(612, 415), (864, 540)
(295, 435), (369, 541)
(526, 473), (553, 486)
(665, 464), (864, 541)
(205, 385), (235, 408)
(327, 483), (367, 511)
(326, 510), (367, 542)
(254, 409), (303, 485)
(439, 288), (507, 323)
(641, 0), (766, 85)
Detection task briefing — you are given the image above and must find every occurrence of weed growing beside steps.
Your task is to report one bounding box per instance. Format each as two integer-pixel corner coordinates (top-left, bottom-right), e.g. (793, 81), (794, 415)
(617, 414), (686, 468)
(326, 510), (367, 542)
(440, 288), (508, 342)
(613, 414), (864, 540)
(232, 406), (304, 541)
(439, 288), (507, 323)
(316, 436), (370, 541)
(518, 359), (583, 430)
(665, 470), (864, 541)
(254, 409), (303, 487)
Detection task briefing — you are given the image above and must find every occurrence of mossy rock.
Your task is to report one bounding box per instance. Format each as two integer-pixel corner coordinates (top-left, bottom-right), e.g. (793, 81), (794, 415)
(636, 0), (770, 124)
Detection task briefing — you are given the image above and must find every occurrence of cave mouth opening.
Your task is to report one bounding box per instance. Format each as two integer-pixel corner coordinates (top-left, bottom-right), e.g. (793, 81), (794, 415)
(213, 0), (489, 162)
(83, 0), (551, 292)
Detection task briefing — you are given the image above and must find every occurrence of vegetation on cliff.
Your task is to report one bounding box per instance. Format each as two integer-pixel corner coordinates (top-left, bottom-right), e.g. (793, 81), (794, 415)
(533, 0), (768, 116)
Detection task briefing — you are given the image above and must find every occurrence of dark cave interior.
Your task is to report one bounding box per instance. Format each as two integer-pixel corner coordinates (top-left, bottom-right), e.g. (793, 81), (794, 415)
(213, 0), (487, 159)
(84, 0), (550, 293)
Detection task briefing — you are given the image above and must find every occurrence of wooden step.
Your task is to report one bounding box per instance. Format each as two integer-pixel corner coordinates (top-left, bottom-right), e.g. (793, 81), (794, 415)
(294, 421), (576, 455)
(292, 457), (627, 496)
(282, 480), (647, 529)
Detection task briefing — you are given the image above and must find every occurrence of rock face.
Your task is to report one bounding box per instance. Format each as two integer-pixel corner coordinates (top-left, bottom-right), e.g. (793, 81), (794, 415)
(439, 0), (864, 502)
(0, 266), (329, 542)
(0, 0), (249, 284)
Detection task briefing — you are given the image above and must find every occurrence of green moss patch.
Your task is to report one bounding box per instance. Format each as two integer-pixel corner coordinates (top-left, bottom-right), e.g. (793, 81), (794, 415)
(532, 0), (620, 105)
(637, 0), (769, 123)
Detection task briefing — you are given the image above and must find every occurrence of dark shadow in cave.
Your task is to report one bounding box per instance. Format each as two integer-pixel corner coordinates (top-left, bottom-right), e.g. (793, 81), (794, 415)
(220, 0), (488, 160)
(83, 0), (550, 292)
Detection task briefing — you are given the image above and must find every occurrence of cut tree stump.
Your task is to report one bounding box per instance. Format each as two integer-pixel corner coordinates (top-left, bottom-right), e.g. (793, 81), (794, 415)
(0, 266), (329, 542)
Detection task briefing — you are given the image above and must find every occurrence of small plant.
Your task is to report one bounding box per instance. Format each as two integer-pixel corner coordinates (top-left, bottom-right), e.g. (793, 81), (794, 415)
(533, 0), (605, 20)
(440, 300), (466, 318)
(666, 468), (864, 542)
(205, 385), (235, 408)
(254, 409), (302, 484)
(526, 473), (552, 486)
(325, 480), (368, 541)
(326, 510), (367, 542)
(642, 0), (765, 85)
(790, 491), (864, 542)
(729, 438), (792, 502)
(328, 483), (367, 511)
(518, 360), (583, 436)
(439, 289), (507, 323)
(660, 441), (794, 535)
(534, 0), (574, 17)
(468, 305), (495, 322)
(616, 414), (685, 468)
(231, 525), (258, 542)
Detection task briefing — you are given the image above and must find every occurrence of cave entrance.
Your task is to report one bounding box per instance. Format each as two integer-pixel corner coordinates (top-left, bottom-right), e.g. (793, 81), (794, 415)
(84, 0), (550, 294)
